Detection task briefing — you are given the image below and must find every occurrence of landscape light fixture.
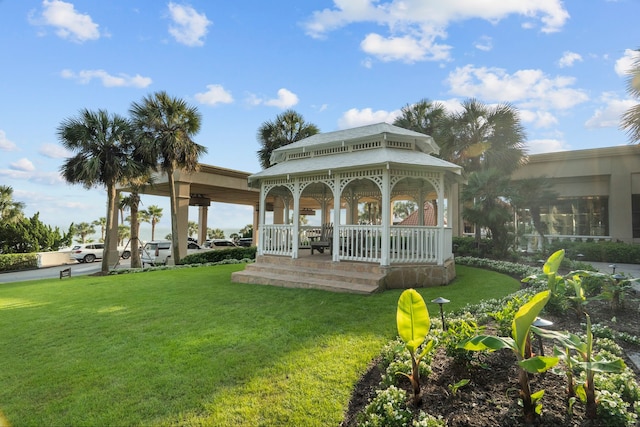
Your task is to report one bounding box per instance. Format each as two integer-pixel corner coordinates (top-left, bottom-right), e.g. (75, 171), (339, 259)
(532, 317), (553, 356)
(609, 264), (617, 274)
(431, 297), (450, 331)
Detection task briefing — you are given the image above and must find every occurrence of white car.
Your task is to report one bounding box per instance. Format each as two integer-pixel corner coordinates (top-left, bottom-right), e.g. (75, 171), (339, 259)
(70, 243), (131, 263)
(141, 240), (205, 267)
(204, 239), (238, 249)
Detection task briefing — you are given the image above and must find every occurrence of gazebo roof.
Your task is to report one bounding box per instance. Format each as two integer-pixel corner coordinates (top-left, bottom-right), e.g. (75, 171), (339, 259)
(249, 122), (462, 185)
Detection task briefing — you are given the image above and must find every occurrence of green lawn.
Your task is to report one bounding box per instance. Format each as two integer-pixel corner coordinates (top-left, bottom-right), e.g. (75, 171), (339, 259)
(0, 264), (519, 426)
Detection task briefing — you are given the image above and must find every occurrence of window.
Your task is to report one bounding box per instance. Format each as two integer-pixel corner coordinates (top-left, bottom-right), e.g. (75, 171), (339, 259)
(539, 196), (608, 237)
(632, 195), (640, 238)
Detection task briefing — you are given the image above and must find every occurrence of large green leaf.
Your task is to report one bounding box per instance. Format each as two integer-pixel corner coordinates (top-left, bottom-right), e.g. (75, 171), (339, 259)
(519, 355), (559, 373)
(512, 290), (550, 358)
(577, 358), (626, 374)
(397, 289), (430, 352)
(458, 335), (514, 352)
(543, 249), (564, 275)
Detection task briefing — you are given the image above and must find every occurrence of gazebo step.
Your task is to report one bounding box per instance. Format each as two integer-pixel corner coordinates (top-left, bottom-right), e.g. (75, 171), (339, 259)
(231, 269), (380, 295)
(231, 256), (384, 294)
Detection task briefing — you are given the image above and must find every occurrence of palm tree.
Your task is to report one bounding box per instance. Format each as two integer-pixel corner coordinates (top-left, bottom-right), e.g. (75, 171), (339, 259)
(207, 227), (225, 239)
(239, 224), (253, 238)
(188, 221), (198, 240)
(73, 222), (96, 243)
(393, 99), (454, 160)
(118, 224), (130, 246)
(0, 185), (25, 224)
(144, 205), (163, 241)
(92, 217), (107, 242)
(130, 91), (206, 264)
(58, 109), (147, 274)
(621, 48), (640, 143)
(462, 169), (513, 257)
(256, 110), (319, 169)
(138, 209), (151, 239)
(449, 99), (527, 174)
(120, 174), (154, 268)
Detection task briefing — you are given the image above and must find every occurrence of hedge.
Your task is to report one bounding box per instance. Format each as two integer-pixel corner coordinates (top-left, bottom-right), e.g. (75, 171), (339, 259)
(547, 240), (640, 264)
(179, 246), (257, 265)
(0, 253), (38, 272)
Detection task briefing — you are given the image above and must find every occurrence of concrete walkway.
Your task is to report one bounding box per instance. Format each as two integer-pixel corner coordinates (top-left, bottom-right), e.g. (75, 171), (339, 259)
(588, 262), (640, 278)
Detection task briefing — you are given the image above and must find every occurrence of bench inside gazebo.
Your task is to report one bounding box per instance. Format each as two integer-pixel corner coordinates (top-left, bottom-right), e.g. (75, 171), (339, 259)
(231, 122), (464, 294)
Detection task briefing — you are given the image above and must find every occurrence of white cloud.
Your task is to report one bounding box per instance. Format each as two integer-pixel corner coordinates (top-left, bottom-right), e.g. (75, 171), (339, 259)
(303, 0), (568, 62)
(519, 109), (558, 128)
(168, 2), (211, 47)
(615, 48), (640, 76)
(195, 84), (234, 106)
(585, 92), (635, 129)
(474, 36), (493, 52)
(446, 65), (589, 110)
(0, 130), (18, 151)
(0, 168), (64, 185)
(361, 33), (450, 63)
(249, 88), (299, 109)
(10, 158), (35, 172)
(30, 0), (101, 43)
(61, 69), (152, 88)
(525, 138), (568, 154)
(337, 107), (400, 129)
(558, 51), (582, 68)
(39, 143), (72, 159)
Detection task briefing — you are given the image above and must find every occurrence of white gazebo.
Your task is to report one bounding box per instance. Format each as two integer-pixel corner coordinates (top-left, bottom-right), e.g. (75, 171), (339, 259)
(231, 123), (464, 293)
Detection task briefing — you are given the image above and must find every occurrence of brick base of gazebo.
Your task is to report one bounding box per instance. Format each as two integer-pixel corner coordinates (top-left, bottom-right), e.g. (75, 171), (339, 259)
(231, 253), (456, 294)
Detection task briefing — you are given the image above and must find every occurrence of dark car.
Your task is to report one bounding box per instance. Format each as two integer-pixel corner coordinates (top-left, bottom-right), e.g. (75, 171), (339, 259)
(237, 238), (253, 247)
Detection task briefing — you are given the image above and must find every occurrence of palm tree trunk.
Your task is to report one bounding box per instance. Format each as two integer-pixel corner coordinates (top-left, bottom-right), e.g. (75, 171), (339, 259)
(130, 193), (141, 268)
(167, 167), (181, 264)
(102, 184), (117, 274)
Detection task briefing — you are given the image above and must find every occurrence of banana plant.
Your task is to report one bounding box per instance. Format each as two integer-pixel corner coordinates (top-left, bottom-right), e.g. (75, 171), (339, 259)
(396, 289), (435, 404)
(535, 314), (626, 419)
(459, 290), (559, 423)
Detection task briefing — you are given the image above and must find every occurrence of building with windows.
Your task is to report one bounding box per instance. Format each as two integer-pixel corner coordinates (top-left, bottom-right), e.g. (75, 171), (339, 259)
(510, 145), (640, 245)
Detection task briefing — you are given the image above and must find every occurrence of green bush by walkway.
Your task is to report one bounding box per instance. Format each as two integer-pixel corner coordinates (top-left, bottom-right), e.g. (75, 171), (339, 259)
(0, 264), (519, 426)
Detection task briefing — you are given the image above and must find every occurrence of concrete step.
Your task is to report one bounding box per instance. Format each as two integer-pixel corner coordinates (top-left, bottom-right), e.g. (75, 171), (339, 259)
(231, 256), (384, 294)
(231, 269), (380, 294)
(242, 261), (384, 287)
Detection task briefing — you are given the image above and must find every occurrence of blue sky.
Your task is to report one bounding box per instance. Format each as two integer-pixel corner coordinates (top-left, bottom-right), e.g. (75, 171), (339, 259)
(1, 0), (638, 242)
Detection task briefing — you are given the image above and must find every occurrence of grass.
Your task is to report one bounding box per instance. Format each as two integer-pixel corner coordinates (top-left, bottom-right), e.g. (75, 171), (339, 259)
(0, 264), (520, 426)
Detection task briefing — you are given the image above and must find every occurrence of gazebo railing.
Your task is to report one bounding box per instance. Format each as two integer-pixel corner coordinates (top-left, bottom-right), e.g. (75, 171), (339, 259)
(261, 224), (294, 256)
(389, 226), (440, 263)
(260, 224), (452, 264)
(338, 225), (383, 262)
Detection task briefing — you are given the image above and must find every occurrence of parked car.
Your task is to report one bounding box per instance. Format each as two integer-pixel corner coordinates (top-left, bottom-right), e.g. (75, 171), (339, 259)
(141, 240), (205, 267)
(204, 239), (238, 249)
(69, 243), (131, 263)
(237, 237), (253, 247)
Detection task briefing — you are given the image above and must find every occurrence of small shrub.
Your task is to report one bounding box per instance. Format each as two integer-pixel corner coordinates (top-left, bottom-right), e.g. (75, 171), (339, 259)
(441, 314), (483, 364)
(357, 385), (412, 427)
(595, 389), (638, 426)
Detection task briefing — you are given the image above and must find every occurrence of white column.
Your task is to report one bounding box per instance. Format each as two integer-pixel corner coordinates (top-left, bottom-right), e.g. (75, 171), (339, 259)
(381, 169), (390, 266)
(437, 173), (445, 265)
(292, 180), (300, 258)
(258, 185), (266, 256)
(332, 175), (340, 261)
